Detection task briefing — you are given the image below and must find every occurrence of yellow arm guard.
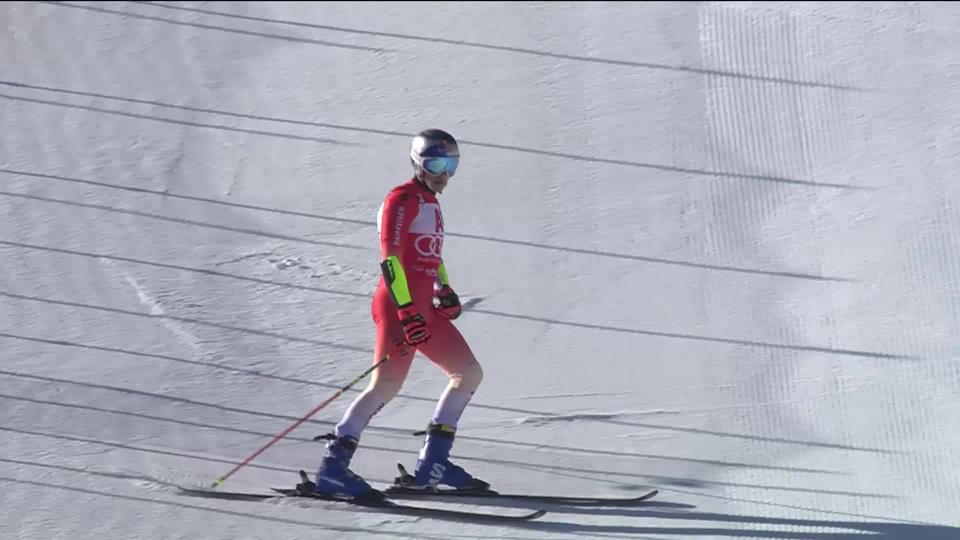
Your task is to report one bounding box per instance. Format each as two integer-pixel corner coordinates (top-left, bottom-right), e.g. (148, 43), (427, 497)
(380, 255), (413, 308)
(438, 261), (451, 287)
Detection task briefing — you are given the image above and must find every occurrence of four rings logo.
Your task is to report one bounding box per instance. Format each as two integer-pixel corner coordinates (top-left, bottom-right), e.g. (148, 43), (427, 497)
(415, 234), (443, 258)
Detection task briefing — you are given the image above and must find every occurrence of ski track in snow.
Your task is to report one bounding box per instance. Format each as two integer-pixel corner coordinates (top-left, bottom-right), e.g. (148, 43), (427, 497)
(122, 271), (202, 352)
(511, 410), (681, 426)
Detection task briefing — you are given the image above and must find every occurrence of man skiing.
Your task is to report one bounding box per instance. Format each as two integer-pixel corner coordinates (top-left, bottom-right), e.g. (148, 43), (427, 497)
(309, 129), (487, 501)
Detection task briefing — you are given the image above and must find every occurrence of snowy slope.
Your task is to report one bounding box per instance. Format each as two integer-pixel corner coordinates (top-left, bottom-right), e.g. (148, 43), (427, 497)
(2, 1), (959, 539)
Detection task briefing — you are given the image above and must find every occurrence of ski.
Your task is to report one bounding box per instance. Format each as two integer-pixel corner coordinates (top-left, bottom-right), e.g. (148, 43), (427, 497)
(178, 486), (279, 501)
(384, 485), (659, 507)
(176, 485), (547, 523)
(384, 463), (658, 507)
(271, 487), (546, 522)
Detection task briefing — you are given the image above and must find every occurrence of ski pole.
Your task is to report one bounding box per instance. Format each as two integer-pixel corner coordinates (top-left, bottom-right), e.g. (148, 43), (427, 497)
(210, 354), (389, 489)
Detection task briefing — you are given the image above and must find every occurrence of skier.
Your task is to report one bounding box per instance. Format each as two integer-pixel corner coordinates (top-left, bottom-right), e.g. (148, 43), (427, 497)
(309, 129), (487, 500)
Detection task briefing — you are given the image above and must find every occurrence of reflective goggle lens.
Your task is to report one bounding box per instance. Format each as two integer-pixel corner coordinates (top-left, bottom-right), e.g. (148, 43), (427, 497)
(422, 157), (459, 176)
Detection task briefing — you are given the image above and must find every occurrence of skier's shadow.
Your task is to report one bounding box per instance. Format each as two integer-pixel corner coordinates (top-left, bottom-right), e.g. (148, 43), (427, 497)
(427, 495), (959, 539)
(521, 520), (960, 539)
(525, 508), (958, 539)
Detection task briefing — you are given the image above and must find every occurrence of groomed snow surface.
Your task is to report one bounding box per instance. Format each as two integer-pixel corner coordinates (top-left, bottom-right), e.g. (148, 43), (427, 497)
(2, 2), (959, 539)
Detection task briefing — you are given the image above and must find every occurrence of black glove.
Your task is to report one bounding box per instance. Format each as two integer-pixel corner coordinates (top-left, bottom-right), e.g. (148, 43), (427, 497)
(434, 285), (462, 320)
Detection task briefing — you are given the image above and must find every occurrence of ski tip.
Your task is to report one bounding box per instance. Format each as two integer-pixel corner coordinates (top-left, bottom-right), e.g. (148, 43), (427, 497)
(176, 485), (215, 495)
(527, 509), (548, 520)
(177, 486), (278, 501)
(639, 489), (659, 500)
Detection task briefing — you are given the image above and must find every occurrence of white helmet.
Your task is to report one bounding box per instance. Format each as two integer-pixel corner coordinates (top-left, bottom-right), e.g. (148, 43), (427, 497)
(410, 128), (460, 177)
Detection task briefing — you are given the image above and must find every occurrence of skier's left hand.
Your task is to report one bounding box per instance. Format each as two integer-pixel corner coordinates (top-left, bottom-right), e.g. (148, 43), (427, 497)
(434, 285), (462, 320)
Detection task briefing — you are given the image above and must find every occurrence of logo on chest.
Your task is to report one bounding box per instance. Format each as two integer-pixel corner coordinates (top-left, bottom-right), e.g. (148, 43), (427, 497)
(411, 202), (444, 258)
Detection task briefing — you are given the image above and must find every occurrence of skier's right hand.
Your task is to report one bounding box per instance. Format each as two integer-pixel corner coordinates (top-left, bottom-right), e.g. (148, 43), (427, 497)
(398, 306), (430, 346)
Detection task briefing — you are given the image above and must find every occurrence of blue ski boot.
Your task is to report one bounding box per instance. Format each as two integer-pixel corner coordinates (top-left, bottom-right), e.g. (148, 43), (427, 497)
(311, 434), (383, 501)
(410, 423), (490, 491)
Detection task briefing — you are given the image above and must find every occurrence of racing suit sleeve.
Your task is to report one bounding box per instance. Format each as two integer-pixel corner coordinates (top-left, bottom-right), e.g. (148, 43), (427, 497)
(378, 190), (420, 309)
(437, 260), (451, 287)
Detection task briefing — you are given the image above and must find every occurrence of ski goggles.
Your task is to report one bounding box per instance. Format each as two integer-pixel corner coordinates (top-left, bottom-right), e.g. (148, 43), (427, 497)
(420, 156), (459, 176)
